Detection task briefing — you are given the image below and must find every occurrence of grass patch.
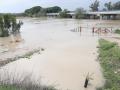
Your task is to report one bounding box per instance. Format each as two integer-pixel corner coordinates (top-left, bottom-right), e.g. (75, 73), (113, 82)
(114, 29), (120, 34)
(0, 85), (56, 90)
(97, 39), (120, 90)
(0, 84), (56, 90)
(0, 85), (19, 90)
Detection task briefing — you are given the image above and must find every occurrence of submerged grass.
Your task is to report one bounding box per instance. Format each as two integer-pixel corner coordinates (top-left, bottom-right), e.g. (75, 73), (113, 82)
(0, 70), (57, 90)
(97, 39), (120, 90)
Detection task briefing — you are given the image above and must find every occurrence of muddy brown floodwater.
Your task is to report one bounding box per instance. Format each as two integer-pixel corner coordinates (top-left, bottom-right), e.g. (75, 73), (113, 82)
(0, 18), (120, 90)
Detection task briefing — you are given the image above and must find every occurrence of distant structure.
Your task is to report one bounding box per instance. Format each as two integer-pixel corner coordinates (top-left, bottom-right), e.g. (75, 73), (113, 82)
(46, 13), (59, 18)
(46, 11), (120, 20)
(86, 11), (120, 20)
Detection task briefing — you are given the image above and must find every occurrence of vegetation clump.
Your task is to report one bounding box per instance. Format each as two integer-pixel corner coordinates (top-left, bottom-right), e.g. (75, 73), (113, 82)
(90, 0), (99, 11)
(104, 1), (120, 11)
(114, 29), (120, 34)
(0, 14), (23, 37)
(59, 9), (72, 18)
(75, 8), (86, 19)
(97, 39), (120, 90)
(0, 71), (56, 90)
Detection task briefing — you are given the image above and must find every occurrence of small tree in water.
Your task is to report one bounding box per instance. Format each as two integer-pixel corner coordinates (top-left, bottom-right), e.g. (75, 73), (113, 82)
(75, 8), (86, 19)
(0, 14), (23, 37)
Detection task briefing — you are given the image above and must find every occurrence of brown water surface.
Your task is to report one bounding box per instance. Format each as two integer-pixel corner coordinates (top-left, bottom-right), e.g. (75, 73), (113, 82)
(0, 18), (120, 90)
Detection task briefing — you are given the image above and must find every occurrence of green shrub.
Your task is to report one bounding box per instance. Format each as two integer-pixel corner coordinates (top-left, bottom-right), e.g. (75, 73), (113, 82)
(114, 29), (120, 34)
(0, 14), (23, 37)
(0, 85), (19, 90)
(59, 9), (72, 18)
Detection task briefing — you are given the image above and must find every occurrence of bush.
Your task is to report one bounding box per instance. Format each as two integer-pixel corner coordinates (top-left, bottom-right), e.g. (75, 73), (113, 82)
(75, 8), (86, 19)
(0, 85), (19, 90)
(59, 9), (72, 18)
(114, 29), (120, 34)
(0, 14), (23, 37)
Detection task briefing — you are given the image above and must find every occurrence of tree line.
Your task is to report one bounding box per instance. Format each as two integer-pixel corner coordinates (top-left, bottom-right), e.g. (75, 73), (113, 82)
(60, 0), (120, 19)
(90, 0), (120, 11)
(24, 6), (86, 19)
(25, 6), (62, 17)
(24, 1), (120, 19)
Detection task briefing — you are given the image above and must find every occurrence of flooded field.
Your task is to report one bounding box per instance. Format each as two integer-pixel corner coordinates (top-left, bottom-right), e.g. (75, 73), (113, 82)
(0, 18), (120, 90)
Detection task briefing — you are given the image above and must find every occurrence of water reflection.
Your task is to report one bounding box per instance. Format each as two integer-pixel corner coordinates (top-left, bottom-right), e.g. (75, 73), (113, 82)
(0, 33), (23, 51)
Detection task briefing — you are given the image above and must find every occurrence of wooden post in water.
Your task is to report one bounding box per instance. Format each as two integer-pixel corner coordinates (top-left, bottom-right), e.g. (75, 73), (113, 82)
(92, 27), (95, 36)
(92, 27), (95, 33)
(84, 73), (94, 88)
(84, 74), (89, 88)
(111, 27), (113, 33)
(84, 78), (89, 88)
(80, 27), (82, 33)
(80, 26), (82, 35)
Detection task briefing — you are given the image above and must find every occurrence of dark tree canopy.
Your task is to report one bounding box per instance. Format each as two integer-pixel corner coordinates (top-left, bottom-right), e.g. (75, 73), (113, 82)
(104, 2), (113, 11)
(113, 1), (120, 10)
(89, 0), (99, 11)
(24, 6), (62, 17)
(25, 6), (42, 16)
(45, 6), (62, 13)
(104, 1), (120, 11)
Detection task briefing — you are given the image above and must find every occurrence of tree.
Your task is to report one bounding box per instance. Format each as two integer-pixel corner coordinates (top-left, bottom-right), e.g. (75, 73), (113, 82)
(75, 8), (86, 19)
(24, 6), (62, 17)
(52, 6), (62, 13)
(46, 6), (62, 13)
(0, 15), (5, 36)
(102, 8), (107, 11)
(113, 1), (120, 10)
(90, 0), (99, 11)
(0, 14), (23, 37)
(25, 6), (42, 17)
(104, 2), (113, 11)
(59, 9), (71, 18)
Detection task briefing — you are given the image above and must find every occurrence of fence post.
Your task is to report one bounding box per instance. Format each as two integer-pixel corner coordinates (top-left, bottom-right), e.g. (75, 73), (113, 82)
(92, 27), (95, 33)
(111, 27), (113, 33)
(80, 27), (82, 32)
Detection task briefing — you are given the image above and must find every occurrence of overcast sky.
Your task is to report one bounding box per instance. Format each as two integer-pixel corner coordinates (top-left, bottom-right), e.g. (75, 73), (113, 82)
(0, 0), (119, 13)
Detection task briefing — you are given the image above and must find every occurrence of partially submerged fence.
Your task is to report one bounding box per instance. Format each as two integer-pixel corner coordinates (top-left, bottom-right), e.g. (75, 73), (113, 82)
(70, 26), (114, 36)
